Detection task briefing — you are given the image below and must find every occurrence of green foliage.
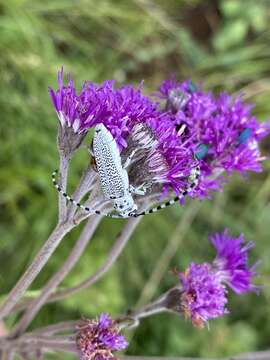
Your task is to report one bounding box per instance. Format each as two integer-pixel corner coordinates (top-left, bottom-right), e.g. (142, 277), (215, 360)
(213, 0), (269, 50)
(0, 0), (270, 358)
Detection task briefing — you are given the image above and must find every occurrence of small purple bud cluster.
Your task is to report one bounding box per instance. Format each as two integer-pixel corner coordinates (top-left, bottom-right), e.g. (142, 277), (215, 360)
(76, 313), (128, 360)
(178, 230), (257, 328)
(49, 69), (269, 198)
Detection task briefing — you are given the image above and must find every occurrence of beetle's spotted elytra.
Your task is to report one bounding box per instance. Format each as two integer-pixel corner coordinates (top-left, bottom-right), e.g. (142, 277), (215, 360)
(92, 124), (138, 216)
(52, 124), (201, 218)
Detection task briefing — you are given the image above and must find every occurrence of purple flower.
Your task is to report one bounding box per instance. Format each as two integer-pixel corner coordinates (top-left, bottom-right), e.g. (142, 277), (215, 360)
(76, 313), (128, 360)
(104, 83), (161, 149)
(177, 230), (258, 327)
(179, 263), (228, 328)
(157, 79), (270, 197)
(49, 68), (114, 134)
(210, 229), (258, 294)
(49, 68), (159, 144)
(142, 117), (199, 196)
(120, 117), (199, 199)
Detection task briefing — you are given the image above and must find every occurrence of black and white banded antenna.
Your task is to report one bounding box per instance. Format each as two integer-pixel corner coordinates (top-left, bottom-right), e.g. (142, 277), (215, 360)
(51, 166), (200, 219)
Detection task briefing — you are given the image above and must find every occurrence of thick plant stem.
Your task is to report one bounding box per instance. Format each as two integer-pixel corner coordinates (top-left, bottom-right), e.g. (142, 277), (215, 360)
(0, 223), (72, 321)
(9, 197), (107, 316)
(30, 321), (81, 336)
(12, 216), (101, 337)
(0, 336), (77, 354)
(40, 216), (143, 304)
(14, 290), (175, 337)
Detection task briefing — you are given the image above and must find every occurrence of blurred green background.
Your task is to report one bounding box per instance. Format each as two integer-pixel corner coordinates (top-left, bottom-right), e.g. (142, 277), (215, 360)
(1, 0), (270, 358)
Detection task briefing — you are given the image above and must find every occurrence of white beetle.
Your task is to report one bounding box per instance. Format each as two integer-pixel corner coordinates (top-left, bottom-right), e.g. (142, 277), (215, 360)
(92, 124), (146, 217)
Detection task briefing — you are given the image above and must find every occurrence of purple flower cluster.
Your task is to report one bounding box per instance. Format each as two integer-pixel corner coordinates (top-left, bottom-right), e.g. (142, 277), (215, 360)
(178, 230), (257, 328)
(49, 69), (198, 196)
(76, 313), (128, 360)
(158, 79), (270, 196)
(49, 68), (269, 198)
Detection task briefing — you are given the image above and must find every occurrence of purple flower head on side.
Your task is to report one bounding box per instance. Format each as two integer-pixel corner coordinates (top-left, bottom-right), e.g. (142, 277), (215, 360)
(179, 263), (228, 328)
(125, 118), (199, 199)
(157, 79), (270, 197)
(188, 93), (270, 175)
(210, 229), (258, 294)
(49, 68), (114, 134)
(76, 313), (128, 360)
(145, 117), (199, 196)
(175, 230), (258, 328)
(49, 68), (77, 130)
